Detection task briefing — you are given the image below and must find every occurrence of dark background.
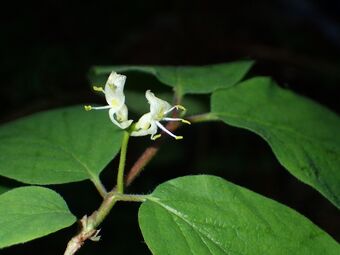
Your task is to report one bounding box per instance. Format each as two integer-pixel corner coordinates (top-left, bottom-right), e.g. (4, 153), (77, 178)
(1, 0), (340, 254)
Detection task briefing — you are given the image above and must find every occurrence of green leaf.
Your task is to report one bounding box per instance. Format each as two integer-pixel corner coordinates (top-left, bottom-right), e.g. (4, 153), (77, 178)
(0, 186), (9, 195)
(211, 77), (340, 208)
(0, 106), (123, 184)
(139, 175), (340, 255)
(91, 61), (254, 95)
(0, 186), (76, 248)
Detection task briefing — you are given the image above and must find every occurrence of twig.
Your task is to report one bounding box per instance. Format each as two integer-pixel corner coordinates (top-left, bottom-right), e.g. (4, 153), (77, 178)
(63, 193), (146, 255)
(125, 121), (180, 187)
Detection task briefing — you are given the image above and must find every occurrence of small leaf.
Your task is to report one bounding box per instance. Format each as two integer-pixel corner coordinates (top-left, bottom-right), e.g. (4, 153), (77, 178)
(0, 106), (123, 184)
(211, 77), (340, 208)
(91, 61), (254, 95)
(139, 175), (340, 255)
(0, 186), (76, 248)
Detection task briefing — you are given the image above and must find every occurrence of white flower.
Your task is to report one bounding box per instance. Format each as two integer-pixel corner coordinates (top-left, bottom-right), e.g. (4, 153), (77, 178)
(84, 72), (133, 129)
(131, 90), (190, 140)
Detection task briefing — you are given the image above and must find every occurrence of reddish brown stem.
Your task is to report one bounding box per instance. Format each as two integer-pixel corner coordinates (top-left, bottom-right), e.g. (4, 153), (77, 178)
(125, 121), (180, 187)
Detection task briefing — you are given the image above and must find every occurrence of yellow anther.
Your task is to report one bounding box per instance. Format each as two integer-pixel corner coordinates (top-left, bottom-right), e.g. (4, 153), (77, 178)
(151, 134), (162, 140)
(84, 105), (92, 111)
(93, 86), (104, 92)
(175, 136), (183, 140)
(175, 105), (186, 111)
(181, 119), (191, 125)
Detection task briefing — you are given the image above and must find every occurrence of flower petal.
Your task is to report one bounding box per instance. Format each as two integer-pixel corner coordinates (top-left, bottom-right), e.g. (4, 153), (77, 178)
(145, 90), (171, 120)
(104, 72), (126, 109)
(115, 104), (129, 122)
(131, 113), (158, 137)
(108, 107), (132, 129)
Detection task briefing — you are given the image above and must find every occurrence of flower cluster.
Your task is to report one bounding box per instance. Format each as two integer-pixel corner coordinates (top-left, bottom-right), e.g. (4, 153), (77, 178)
(85, 72), (190, 140)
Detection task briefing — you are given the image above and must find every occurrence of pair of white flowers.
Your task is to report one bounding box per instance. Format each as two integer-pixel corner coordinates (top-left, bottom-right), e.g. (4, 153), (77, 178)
(85, 72), (190, 140)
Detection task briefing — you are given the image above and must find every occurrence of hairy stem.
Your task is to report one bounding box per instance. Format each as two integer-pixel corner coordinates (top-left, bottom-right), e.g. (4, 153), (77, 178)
(116, 131), (130, 194)
(63, 192), (147, 255)
(64, 131), (132, 255)
(126, 145), (159, 187)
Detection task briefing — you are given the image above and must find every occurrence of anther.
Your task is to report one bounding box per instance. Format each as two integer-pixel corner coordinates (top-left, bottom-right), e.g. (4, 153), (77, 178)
(92, 86), (104, 92)
(151, 134), (162, 140)
(84, 105), (92, 111)
(181, 119), (191, 125)
(175, 105), (186, 111)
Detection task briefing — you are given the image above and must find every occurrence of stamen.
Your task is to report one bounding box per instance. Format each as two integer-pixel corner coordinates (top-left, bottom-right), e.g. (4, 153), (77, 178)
(84, 105), (92, 111)
(92, 86), (104, 92)
(163, 117), (191, 125)
(164, 105), (186, 115)
(91, 105), (112, 110)
(181, 119), (191, 125)
(156, 121), (182, 140)
(175, 105), (186, 111)
(151, 134), (162, 140)
(175, 136), (183, 140)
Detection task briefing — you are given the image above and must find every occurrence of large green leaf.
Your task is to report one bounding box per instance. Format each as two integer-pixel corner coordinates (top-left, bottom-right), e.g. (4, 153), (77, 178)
(0, 186), (9, 195)
(0, 106), (123, 184)
(139, 175), (339, 255)
(0, 186), (76, 248)
(211, 77), (340, 208)
(91, 61), (254, 95)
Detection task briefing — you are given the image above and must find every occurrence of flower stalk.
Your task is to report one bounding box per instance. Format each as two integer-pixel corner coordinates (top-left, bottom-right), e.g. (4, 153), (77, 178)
(116, 131), (130, 194)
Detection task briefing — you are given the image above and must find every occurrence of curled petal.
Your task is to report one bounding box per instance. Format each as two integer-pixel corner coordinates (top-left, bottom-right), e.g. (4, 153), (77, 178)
(131, 113), (158, 137)
(109, 106), (133, 129)
(104, 72), (126, 109)
(145, 90), (171, 120)
(106, 72), (126, 92)
(115, 104), (129, 122)
(117, 119), (133, 129)
(134, 113), (152, 130)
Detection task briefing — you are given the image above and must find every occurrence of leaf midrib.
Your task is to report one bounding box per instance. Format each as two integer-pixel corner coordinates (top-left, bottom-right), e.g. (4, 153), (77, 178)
(148, 197), (230, 254)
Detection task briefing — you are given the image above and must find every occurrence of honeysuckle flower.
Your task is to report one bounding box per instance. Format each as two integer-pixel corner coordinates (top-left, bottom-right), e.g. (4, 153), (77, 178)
(131, 90), (190, 140)
(84, 72), (133, 129)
